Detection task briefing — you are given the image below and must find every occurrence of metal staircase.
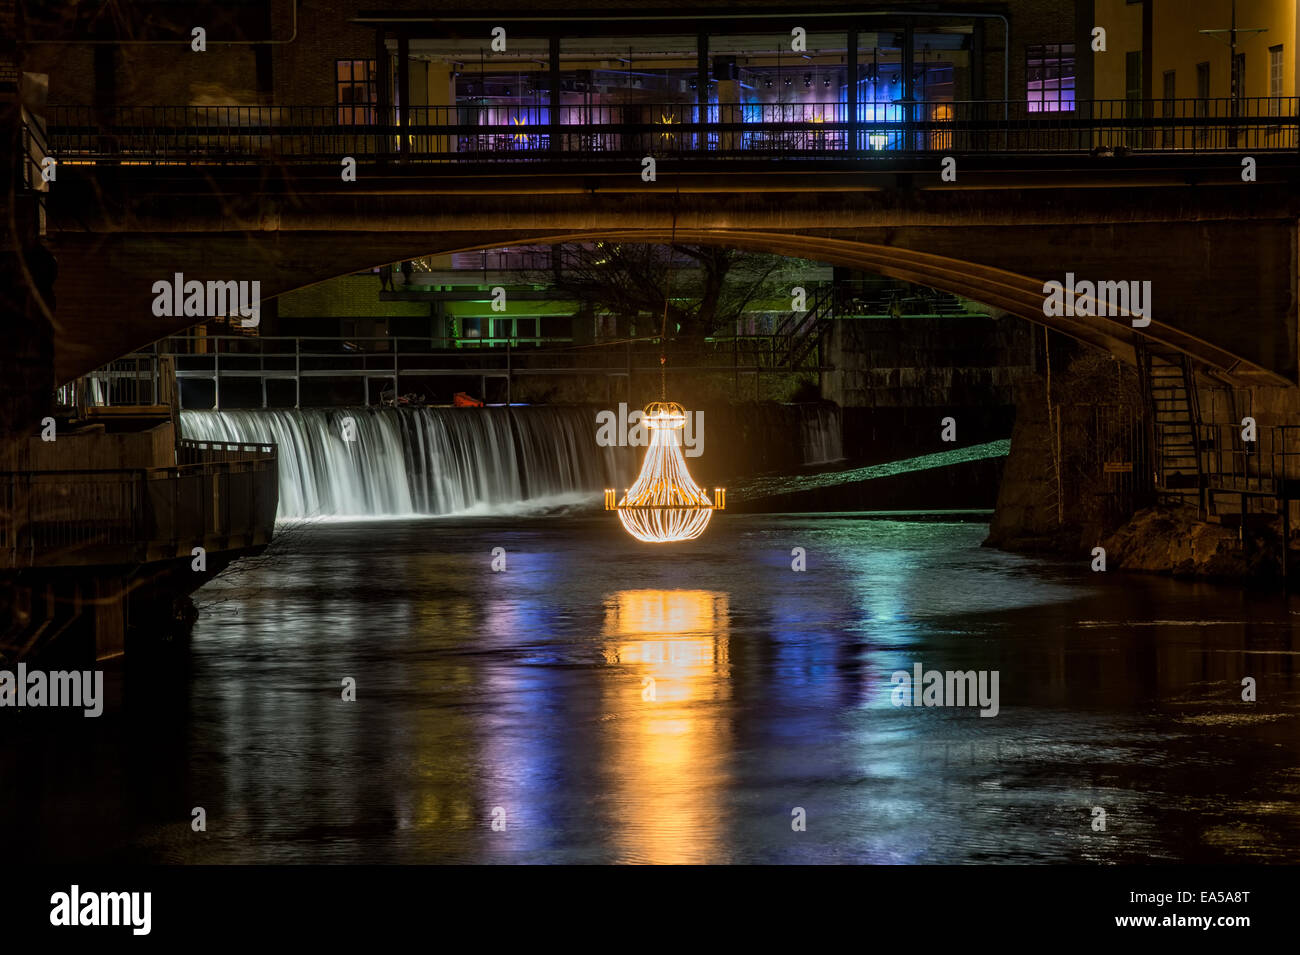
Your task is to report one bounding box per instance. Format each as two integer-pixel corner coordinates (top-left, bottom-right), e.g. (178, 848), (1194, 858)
(772, 285), (837, 369)
(1138, 344), (1205, 515)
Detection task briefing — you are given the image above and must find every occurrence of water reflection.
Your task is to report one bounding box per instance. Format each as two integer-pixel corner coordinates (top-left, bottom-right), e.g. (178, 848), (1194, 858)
(5, 516), (1300, 864)
(601, 590), (731, 864)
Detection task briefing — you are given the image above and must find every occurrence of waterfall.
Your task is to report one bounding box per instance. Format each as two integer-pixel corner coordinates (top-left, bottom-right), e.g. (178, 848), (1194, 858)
(799, 404), (845, 466)
(180, 407), (631, 520)
(180, 403), (845, 520)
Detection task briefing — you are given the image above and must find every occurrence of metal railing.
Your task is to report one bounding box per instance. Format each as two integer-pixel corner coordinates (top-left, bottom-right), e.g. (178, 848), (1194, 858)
(0, 445), (278, 568)
(1198, 423), (1300, 497)
(42, 97), (1300, 165)
(176, 438), (276, 467)
(1088, 403), (1151, 523)
(20, 116), (50, 190)
(80, 329), (825, 411)
(56, 353), (162, 410)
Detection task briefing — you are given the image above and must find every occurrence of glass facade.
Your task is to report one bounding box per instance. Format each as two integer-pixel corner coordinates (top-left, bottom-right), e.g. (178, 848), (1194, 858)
(387, 24), (982, 156)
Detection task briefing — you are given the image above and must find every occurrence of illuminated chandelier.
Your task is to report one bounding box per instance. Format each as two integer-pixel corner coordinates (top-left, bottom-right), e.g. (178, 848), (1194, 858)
(605, 399), (725, 543)
(604, 210), (726, 543)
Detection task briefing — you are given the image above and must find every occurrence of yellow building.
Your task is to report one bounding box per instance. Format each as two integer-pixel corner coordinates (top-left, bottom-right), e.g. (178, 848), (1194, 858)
(1094, 0), (1297, 101)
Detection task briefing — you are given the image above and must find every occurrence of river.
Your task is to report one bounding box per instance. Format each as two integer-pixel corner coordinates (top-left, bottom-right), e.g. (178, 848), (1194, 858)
(7, 513), (1299, 863)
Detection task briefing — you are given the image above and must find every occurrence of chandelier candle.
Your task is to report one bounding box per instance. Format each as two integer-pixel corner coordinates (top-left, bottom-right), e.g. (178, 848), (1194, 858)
(605, 401), (725, 543)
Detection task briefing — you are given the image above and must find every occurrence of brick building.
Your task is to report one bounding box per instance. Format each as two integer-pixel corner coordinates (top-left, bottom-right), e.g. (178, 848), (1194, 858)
(19, 2), (1093, 114)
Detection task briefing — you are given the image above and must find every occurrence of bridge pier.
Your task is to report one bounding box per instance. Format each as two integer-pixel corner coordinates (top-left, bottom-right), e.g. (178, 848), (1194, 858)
(1, 79), (57, 460)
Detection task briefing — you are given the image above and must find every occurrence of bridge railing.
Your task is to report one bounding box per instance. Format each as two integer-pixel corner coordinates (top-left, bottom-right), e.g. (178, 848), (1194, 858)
(0, 449), (278, 569)
(43, 98), (1299, 164)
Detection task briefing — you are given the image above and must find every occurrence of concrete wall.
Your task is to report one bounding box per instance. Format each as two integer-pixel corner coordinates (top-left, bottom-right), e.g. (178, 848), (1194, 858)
(5, 419), (175, 471)
(823, 313), (1037, 409)
(822, 313), (1037, 464)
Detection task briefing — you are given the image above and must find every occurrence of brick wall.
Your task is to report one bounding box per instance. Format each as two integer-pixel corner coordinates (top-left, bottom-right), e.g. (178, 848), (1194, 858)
(277, 274), (429, 318)
(22, 1), (276, 106)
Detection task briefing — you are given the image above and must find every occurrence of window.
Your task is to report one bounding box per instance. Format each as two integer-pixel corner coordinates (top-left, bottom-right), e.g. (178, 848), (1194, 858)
(336, 60), (376, 125)
(1125, 51), (1143, 146)
(514, 318), (539, 343)
(1125, 51), (1143, 103)
(1027, 43), (1075, 112)
(1269, 45), (1284, 115)
(255, 47), (273, 96)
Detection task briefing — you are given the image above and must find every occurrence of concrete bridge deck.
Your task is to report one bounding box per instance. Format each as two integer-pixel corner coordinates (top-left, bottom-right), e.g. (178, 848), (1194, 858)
(40, 152), (1300, 388)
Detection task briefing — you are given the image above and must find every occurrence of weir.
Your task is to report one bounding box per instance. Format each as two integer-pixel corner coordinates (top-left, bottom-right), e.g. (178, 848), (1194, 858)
(181, 406), (628, 519)
(180, 404), (845, 520)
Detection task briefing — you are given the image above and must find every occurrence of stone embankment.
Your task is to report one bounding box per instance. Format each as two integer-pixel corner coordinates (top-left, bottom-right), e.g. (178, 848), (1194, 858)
(1102, 506), (1289, 579)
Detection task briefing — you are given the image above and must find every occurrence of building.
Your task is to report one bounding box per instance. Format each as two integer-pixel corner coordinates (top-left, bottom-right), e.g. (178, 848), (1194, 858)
(1094, 0), (1297, 104)
(20, 2), (1091, 126)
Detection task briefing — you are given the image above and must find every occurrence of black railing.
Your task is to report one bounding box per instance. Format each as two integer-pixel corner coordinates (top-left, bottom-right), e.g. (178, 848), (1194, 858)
(86, 330), (825, 411)
(57, 353), (162, 410)
(0, 446), (278, 569)
(1198, 423), (1300, 497)
(42, 98), (1300, 165)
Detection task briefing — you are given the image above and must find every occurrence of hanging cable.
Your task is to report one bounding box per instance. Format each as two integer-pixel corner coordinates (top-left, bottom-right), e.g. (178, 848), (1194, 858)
(604, 184), (724, 543)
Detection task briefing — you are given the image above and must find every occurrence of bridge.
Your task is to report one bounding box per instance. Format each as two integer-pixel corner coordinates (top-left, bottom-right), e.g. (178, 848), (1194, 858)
(19, 98), (1300, 389)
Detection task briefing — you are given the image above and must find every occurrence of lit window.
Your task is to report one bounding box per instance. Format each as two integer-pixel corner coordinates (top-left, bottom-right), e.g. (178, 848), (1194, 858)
(1027, 44), (1075, 113)
(337, 60), (376, 125)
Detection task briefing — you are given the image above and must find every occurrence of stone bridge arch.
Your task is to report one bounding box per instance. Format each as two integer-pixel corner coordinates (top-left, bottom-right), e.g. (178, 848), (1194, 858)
(43, 167), (1299, 386)
(50, 226), (1284, 387)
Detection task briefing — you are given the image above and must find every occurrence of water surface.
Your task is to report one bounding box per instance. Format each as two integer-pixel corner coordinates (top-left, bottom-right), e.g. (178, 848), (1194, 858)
(7, 515), (1300, 864)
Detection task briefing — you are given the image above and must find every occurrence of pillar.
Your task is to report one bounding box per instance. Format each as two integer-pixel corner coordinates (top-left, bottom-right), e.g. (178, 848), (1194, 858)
(902, 19), (916, 150)
(374, 28), (391, 160)
(697, 32), (709, 152)
(397, 34), (410, 157)
(718, 76), (741, 153)
(846, 29), (858, 156)
(549, 36), (561, 154)
(412, 61), (456, 156)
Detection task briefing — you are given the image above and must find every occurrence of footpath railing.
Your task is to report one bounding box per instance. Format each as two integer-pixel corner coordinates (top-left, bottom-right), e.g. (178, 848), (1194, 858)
(89, 332), (833, 409)
(41, 98), (1300, 165)
(1198, 423), (1300, 498)
(0, 446), (278, 569)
